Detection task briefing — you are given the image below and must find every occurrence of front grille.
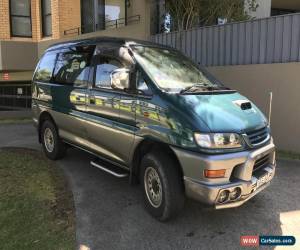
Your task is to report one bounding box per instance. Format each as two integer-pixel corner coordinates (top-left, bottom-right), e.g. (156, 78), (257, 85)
(253, 154), (270, 172)
(246, 127), (269, 146)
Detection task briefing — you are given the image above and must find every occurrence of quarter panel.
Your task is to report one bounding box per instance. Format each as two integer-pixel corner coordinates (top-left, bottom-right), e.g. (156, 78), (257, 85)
(33, 82), (89, 147)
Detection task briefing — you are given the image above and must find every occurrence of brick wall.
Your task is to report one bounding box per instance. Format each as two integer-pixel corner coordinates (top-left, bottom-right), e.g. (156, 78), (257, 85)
(31, 0), (39, 41)
(0, 0), (81, 42)
(58, 0), (81, 37)
(51, 0), (60, 39)
(0, 0), (10, 40)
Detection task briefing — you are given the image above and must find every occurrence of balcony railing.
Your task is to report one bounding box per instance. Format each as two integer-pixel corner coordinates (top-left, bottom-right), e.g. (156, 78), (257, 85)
(105, 15), (141, 29)
(64, 15), (141, 36)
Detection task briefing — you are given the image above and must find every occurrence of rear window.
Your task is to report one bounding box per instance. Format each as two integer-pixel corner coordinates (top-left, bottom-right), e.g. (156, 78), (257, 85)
(33, 52), (56, 82)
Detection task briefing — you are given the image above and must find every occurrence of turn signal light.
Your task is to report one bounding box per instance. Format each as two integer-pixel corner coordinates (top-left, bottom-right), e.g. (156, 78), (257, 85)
(204, 169), (226, 178)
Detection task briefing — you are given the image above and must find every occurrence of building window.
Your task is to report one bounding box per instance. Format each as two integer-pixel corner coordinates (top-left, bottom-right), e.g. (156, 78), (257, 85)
(41, 0), (52, 37)
(81, 0), (127, 33)
(10, 0), (32, 37)
(105, 0), (126, 29)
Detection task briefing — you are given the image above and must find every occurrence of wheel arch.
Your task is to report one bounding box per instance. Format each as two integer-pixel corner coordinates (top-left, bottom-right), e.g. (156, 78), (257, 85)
(130, 138), (184, 185)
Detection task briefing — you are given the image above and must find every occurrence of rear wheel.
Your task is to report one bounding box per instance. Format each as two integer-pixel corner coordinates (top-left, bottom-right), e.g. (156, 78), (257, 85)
(140, 150), (185, 221)
(41, 120), (66, 160)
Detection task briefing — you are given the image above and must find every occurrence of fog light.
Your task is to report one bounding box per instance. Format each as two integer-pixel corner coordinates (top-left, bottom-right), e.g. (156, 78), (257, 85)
(218, 190), (229, 203)
(230, 187), (241, 200)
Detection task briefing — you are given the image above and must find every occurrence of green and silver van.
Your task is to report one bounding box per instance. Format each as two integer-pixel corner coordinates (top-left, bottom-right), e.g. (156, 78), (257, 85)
(32, 37), (276, 221)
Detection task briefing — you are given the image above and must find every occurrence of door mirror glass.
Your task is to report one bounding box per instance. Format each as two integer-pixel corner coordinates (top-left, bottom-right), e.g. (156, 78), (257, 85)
(111, 68), (130, 90)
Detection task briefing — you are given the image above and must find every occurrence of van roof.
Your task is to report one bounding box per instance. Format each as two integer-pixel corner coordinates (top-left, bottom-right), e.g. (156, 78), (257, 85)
(46, 36), (170, 52)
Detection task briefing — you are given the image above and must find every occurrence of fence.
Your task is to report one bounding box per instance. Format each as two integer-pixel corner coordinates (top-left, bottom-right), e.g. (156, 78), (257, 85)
(0, 83), (31, 109)
(151, 13), (300, 67)
(77, 15), (141, 36)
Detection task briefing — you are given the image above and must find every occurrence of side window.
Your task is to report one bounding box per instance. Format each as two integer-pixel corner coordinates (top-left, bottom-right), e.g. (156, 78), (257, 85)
(94, 56), (122, 89)
(137, 72), (152, 95)
(34, 52), (56, 82)
(93, 46), (134, 90)
(53, 48), (92, 87)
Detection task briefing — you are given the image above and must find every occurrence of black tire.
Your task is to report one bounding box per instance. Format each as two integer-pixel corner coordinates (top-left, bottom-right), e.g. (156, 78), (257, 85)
(140, 150), (185, 221)
(41, 120), (66, 160)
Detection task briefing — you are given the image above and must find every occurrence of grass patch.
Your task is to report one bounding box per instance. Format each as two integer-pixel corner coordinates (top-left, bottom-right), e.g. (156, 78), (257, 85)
(0, 118), (32, 124)
(0, 148), (75, 250)
(277, 150), (300, 161)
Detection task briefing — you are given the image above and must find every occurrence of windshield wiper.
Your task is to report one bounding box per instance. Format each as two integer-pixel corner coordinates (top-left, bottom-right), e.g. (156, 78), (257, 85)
(179, 83), (206, 94)
(180, 84), (229, 94)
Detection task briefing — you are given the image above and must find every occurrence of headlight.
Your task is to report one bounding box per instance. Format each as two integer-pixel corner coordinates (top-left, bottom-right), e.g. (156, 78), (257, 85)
(194, 133), (242, 149)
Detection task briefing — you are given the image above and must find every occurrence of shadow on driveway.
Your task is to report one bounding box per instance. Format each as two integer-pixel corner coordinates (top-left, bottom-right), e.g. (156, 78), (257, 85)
(59, 148), (300, 250)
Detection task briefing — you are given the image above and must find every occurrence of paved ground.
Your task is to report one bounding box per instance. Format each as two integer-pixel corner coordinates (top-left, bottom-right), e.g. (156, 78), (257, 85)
(0, 109), (32, 119)
(1, 123), (300, 250)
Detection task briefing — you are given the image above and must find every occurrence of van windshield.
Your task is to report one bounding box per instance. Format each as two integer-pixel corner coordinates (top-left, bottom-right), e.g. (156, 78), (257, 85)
(131, 46), (226, 93)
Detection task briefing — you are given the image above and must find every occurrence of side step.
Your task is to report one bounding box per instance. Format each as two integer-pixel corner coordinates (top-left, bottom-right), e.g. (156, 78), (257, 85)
(90, 158), (129, 178)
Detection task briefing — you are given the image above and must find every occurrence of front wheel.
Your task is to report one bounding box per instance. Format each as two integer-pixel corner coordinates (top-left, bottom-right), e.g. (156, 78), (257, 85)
(41, 120), (66, 160)
(140, 150), (185, 221)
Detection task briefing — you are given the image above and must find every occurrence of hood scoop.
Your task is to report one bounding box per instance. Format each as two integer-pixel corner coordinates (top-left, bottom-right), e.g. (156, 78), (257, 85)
(233, 100), (252, 110)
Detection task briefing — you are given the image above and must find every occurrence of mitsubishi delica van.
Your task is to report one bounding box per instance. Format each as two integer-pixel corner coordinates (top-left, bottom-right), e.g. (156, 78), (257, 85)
(32, 37), (276, 221)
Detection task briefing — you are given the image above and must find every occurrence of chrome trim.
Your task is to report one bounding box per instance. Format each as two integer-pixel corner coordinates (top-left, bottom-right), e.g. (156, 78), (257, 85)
(242, 133), (271, 148)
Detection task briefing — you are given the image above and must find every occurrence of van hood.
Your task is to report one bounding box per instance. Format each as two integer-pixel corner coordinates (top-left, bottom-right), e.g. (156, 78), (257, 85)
(176, 92), (268, 133)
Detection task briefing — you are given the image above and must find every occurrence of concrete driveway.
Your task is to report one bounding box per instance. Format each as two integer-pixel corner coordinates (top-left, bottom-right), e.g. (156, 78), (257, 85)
(1, 123), (299, 250)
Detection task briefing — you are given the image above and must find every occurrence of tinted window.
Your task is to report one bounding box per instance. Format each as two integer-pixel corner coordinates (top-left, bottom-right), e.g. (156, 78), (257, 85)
(93, 47), (134, 89)
(95, 57), (122, 88)
(34, 52), (56, 82)
(53, 50), (92, 87)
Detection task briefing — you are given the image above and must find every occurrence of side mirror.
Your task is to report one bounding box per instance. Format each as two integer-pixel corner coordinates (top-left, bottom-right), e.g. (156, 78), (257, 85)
(110, 68), (130, 90)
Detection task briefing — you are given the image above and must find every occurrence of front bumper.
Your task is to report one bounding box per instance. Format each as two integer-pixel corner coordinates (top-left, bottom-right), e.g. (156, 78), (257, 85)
(172, 142), (276, 209)
(184, 165), (275, 209)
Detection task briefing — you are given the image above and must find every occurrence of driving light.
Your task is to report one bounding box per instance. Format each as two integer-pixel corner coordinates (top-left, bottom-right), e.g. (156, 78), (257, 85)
(218, 190), (229, 203)
(229, 187), (241, 200)
(194, 133), (242, 149)
(204, 169), (226, 178)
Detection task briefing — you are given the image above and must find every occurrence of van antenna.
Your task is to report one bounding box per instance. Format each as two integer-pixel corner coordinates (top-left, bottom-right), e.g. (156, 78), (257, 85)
(268, 92), (273, 127)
